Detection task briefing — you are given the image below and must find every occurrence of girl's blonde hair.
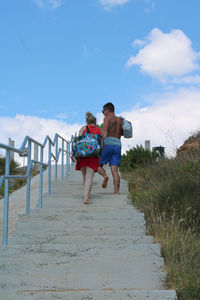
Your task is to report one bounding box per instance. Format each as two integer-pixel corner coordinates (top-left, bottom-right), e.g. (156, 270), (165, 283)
(86, 112), (96, 125)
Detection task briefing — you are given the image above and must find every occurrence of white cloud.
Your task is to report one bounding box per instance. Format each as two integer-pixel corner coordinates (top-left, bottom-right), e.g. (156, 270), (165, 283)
(56, 113), (68, 119)
(172, 75), (200, 85)
(132, 39), (146, 48)
(33, 0), (62, 9)
(127, 28), (200, 82)
(99, 0), (130, 10)
(0, 115), (80, 164)
(120, 88), (200, 156)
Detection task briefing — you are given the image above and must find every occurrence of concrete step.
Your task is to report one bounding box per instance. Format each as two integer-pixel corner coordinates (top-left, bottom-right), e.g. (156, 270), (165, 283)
(18, 206), (145, 219)
(8, 234), (154, 246)
(0, 241), (160, 256)
(40, 199), (132, 209)
(0, 263), (166, 288)
(0, 245), (166, 290)
(14, 221), (146, 234)
(11, 218), (147, 240)
(9, 230), (148, 246)
(0, 289), (178, 300)
(1, 269), (166, 291)
(16, 210), (146, 225)
(0, 243), (163, 265)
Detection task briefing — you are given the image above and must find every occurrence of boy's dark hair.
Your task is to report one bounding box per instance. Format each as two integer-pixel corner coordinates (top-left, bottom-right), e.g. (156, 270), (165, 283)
(103, 102), (115, 112)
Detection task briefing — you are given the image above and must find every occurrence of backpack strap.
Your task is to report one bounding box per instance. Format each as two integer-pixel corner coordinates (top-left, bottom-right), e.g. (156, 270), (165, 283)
(86, 126), (90, 133)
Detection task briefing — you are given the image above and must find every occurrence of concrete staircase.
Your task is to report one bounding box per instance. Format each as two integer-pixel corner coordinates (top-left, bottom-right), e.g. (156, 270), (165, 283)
(0, 167), (177, 299)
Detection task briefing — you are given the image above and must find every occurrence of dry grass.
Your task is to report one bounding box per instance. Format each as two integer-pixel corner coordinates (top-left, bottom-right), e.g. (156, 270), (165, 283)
(122, 154), (200, 300)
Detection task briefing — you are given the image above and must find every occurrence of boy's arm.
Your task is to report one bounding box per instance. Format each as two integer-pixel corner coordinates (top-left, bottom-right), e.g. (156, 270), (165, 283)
(102, 117), (109, 148)
(102, 117), (109, 139)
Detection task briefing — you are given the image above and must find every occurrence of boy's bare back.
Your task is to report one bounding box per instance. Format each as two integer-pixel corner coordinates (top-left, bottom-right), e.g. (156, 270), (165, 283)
(104, 114), (122, 139)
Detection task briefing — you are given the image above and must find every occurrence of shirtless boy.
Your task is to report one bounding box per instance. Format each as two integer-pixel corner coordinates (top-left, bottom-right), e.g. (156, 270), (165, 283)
(98, 102), (123, 195)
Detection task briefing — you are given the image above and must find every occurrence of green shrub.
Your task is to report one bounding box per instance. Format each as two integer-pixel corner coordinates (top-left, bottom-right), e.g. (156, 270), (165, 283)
(120, 145), (159, 172)
(0, 183), (4, 198)
(18, 179), (25, 186)
(0, 156), (26, 197)
(0, 156), (19, 175)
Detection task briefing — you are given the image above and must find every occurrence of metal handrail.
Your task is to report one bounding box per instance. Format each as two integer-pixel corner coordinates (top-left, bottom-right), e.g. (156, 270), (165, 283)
(0, 133), (73, 246)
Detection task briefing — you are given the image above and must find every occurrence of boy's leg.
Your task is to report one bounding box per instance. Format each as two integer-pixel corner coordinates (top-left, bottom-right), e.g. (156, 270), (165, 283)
(110, 165), (120, 195)
(97, 164), (109, 188)
(84, 167), (95, 204)
(109, 146), (121, 194)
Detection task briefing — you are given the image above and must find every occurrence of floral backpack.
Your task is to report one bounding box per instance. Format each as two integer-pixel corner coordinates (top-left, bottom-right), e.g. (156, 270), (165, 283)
(72, 126), (102, 157)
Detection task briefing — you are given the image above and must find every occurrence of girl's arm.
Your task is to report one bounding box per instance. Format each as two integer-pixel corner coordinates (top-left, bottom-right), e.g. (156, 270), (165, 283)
(78, 126), (86, 136)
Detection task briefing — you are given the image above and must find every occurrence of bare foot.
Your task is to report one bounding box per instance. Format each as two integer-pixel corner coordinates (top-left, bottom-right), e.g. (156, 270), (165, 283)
(102, 176), (109, 188)
(83, 200), (90, 204)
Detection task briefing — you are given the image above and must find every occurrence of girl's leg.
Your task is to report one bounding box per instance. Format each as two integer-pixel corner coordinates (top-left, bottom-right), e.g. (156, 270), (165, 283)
(84, 167), (95, 204)
(80, 167), (86, 185)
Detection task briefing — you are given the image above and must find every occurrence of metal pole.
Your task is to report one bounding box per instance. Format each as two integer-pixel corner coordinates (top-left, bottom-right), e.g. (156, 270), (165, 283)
(67, 141), (70, 177)
(61, 139), (64, 180)
(71, 135), (74, 166)
(55, 135), (58, 181)
(39, 147), (43, 208)
(65, 142), (69, 180)
(2, 149), (10, 245)
(48, 140), (51, 195)
(26, 139), (31, 214)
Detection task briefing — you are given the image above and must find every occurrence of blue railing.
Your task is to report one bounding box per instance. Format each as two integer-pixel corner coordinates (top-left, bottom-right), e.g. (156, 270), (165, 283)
(0, 133), (73, 246)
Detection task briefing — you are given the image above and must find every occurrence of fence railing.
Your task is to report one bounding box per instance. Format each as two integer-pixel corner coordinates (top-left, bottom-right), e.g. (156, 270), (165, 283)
(0, 133), (73, 246)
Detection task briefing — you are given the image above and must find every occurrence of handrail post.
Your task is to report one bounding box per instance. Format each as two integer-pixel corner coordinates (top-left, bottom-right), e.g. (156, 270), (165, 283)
(48, 140), (51, 195)
(67, 141), (70, 178)
(26, 139), (31, 214)
(39, 147), (43, 208)
(61, 139), (64, 180)
(70, 135), (74, 166)
(2, 149), (10, 245)
(65, 141), (68, 180)
(55, 135), (58, 181)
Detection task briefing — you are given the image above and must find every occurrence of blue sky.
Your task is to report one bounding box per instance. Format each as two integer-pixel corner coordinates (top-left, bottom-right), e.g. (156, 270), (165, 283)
(1, 0), (200, 155)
